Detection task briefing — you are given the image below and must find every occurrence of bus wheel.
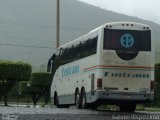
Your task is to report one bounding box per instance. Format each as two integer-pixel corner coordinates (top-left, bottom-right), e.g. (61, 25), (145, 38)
(119, 103), (136, 112)
(81, 89), (87, 109)
(75, 90), (81, 108)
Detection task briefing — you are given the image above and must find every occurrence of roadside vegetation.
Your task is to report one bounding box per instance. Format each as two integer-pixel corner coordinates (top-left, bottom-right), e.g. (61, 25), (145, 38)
(0, 60), (31, 106)
(154, 63), (160, 107)
(19, 72), (52, 106)
(0, 60), (52, 107)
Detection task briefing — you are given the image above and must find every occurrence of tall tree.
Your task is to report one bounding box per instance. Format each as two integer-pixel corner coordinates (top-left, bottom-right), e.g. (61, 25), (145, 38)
(19, 73), (52, 106)
(0, 61), (31, 106)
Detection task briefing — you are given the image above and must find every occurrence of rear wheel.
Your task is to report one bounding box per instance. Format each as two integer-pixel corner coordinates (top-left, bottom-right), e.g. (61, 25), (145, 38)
(80, 88), (89, 109)
(75, 90), (81, 108)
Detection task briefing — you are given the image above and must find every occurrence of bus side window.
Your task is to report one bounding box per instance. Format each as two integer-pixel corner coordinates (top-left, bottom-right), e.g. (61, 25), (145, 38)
(58, 35), (98, 66)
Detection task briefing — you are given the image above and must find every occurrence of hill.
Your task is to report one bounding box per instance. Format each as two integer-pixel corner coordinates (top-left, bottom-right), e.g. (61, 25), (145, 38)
(0, 0), (160, 70)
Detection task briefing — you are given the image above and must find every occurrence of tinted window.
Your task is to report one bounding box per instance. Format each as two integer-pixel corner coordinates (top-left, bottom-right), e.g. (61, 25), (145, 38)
(60, 36), (98, 65)
(104, 29), (151, 51)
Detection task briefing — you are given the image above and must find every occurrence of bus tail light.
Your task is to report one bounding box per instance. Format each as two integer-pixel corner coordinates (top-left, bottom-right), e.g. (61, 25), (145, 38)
(150, 81), (154, 92)
(97, 78), (102, 89)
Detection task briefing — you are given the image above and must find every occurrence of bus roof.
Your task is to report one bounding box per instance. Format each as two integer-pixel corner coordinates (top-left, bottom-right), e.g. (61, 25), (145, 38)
(57, 22), (150, 50)
(59, 26), (100, 50)
(103, 22), (150, 30)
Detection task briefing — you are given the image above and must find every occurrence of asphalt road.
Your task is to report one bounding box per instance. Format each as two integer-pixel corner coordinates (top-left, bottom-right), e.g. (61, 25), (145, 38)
(0, 106), (160, 120)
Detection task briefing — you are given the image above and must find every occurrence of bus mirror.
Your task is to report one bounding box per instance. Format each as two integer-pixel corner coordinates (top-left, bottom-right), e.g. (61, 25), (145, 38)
(47, 54), (56, 72)
(47, 60), (51, 72)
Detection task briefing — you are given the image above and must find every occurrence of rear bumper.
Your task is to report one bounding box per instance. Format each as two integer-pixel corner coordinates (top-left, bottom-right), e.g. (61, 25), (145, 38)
(95, 90), (154, 104)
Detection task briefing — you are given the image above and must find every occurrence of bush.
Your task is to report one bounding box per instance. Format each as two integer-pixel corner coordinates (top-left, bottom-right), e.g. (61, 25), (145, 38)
(19, 72), (52, 106)
(19, 81), (30, 94)
(31, 73), (52, 87)
(155, 64), (160, 106)
(19, 81), (41, 94)
(0, 60), (32, 106)
(0, 61), (32, 81)
(31, 72), (52, 105)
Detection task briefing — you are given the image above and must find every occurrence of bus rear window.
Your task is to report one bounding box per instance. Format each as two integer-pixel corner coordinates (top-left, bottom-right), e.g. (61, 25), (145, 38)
(103, 29), (151, 51)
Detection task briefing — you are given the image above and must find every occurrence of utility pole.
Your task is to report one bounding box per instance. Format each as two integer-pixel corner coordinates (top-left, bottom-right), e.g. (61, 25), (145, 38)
(56, 0), (60, 48)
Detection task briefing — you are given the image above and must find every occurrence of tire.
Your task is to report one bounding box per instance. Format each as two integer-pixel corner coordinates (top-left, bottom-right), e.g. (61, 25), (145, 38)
(119, 103), (136, 112)
(80, 89), (87, 109)
(75, 90), (81, 109)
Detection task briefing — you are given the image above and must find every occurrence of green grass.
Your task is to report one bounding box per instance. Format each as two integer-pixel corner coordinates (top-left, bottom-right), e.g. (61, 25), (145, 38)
(136, 105), (145, 111)
(98, 105), (119, 111)
(144, 107), (160, 112)
(98, 104), (160, 112)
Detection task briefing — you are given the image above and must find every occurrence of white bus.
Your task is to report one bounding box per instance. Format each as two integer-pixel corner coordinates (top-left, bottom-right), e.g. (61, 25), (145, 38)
(48, 22), (154, 112)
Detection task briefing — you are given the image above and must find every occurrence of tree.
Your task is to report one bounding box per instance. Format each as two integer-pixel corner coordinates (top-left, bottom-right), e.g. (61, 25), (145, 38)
(19, 73), (52, 106)
(155, 63), (160, 106)
(31, 73), (52, 105)
(0, 61), (31, 106)
(19, 81), (42, 106)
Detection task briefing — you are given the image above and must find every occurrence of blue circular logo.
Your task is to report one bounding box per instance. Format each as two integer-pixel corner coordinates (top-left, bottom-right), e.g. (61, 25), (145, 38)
(120, 34), (134, 48)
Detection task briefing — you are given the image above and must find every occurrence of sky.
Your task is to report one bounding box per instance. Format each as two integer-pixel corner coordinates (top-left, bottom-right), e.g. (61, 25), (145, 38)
(78, 0), (160, 25)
